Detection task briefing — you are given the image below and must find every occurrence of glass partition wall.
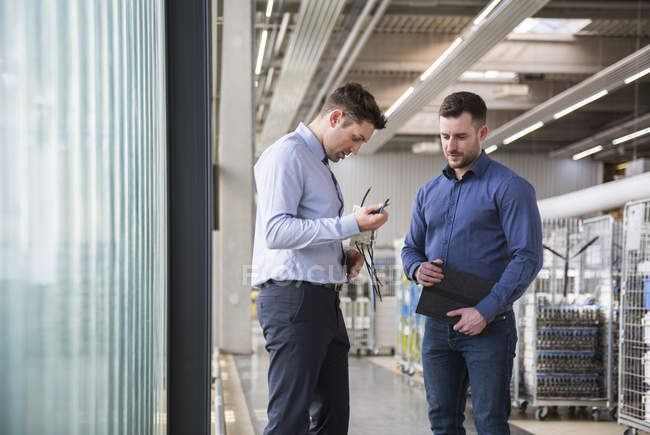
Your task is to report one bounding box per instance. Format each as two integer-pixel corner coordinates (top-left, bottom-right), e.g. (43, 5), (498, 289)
(0, 1), (168, 434)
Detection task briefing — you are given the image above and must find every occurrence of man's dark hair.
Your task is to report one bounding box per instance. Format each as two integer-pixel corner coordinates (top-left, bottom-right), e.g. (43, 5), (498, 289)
(320, 82), (387, 129)
(439, 91), (487, 126)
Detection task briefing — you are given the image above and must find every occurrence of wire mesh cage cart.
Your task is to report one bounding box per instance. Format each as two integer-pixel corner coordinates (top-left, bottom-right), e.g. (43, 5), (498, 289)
(618, 199), (650, 434)
(341, 247), (397, 356)
(513, 217), (618, 421)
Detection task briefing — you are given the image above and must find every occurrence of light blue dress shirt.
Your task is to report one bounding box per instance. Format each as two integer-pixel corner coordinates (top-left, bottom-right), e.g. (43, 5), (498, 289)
(251, 123), (360, 288)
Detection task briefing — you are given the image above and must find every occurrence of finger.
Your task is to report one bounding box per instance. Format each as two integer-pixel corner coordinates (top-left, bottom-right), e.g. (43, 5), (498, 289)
(446, 309), (462, 317)
(421, 270), (444, 279)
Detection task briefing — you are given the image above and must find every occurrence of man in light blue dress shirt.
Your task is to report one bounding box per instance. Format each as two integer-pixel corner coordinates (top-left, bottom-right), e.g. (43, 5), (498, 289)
(252, 83), (389, 434)
(402, 91), (543, 434)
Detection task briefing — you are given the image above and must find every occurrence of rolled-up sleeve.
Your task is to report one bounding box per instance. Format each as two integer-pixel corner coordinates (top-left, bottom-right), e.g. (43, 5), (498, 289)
(255, 149), (359, 251)
(474, 177), (543, 323)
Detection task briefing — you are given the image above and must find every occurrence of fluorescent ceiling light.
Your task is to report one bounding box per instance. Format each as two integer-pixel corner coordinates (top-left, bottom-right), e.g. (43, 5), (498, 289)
(513, 18), (591, 34)
(572, 145), (603, 160)
(274, 13), (290, 55)
(485, 144), (498, 154)
(385, 87), (414, 117)
(460, 70), (517, 81)
(255, 30), (268, 75)
(265, 0), (274, 17)
(503, 121), (544, 145)
(553, 89), (608, 119)
(612, 127), (650, 145)
(473, 0), (502, 26)
(420, 37), (463, 81)
(624, 67), (650, 84)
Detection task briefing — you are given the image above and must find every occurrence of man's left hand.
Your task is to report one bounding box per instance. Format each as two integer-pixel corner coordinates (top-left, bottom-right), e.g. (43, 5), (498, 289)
(447, 307), (487, 336)
(346, 249), (365, 278)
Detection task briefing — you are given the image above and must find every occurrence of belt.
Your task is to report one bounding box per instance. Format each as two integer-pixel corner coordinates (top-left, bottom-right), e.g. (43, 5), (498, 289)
(262, 280), (343, 292)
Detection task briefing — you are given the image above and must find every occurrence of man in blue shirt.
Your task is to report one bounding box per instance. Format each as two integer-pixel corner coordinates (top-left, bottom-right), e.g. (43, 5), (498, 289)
(252, 83), (389, 434)
(402, 91), (543, 434)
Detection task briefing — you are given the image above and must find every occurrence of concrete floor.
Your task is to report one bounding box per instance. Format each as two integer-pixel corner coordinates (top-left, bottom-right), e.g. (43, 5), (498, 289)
(225, 322), (638, 434)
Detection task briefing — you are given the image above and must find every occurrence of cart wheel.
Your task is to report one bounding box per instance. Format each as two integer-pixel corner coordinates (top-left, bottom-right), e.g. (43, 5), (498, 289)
(623, 428), (638, 435)
(592, 408), (600, 422)
(609, 406), (617, 421)
(518, 401), (528, 414)
(535, 407), (548, 421)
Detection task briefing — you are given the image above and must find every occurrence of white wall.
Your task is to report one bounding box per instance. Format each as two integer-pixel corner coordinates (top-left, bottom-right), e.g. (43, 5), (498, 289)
(331, 152), (603, 246)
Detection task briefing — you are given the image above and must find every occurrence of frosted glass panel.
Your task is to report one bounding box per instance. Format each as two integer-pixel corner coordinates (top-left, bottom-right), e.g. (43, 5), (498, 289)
(0, 1), (168, 434)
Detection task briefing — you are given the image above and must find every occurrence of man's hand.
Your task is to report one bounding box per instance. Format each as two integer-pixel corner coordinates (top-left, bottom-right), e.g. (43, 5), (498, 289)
(354, 204), (389, 231)
(447, 307), (487, 336)
(346, 249), (365, 278)
(415, 259), (444, 287)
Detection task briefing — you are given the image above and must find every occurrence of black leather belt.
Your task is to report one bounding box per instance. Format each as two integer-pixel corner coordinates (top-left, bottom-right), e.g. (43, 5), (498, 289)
(262, 280), (343, 292)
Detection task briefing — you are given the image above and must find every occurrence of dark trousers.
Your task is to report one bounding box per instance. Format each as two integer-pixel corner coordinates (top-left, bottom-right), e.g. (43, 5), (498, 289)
(257, 282), (350, 435)
(421, 311), (517, 435)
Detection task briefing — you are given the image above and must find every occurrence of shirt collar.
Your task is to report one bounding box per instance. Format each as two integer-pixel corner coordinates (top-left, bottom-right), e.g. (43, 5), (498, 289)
(442, 150), (491, 180)
(296, 122), (327, 162)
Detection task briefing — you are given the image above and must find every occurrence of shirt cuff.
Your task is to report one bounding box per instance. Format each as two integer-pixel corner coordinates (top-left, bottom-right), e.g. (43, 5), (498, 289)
(408, 262), (421, 282)
(340, 214), (360, 239)
(474, 292), (502, 324)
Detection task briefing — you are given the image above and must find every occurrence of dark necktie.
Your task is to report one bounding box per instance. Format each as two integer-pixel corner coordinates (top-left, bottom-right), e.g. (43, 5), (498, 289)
(322, 156), (346, 268)
(322, 157), (344, 217)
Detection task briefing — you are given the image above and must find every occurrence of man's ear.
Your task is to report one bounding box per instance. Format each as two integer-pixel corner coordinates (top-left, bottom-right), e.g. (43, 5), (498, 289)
(328, 109), (343, 128)
(478, 124), (489, 142)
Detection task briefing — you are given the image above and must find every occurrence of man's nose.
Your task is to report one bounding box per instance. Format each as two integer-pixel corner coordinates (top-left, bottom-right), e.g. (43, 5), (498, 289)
(351, 143), (362, 155)
(444, 140), (456, 152)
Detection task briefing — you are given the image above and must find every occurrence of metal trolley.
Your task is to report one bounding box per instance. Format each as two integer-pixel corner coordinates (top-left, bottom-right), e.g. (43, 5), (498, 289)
(618, 199), (650, 435)
(394, 238), (424, 375)
(341, 247), (397, 356)
(513, 217), (619, 421)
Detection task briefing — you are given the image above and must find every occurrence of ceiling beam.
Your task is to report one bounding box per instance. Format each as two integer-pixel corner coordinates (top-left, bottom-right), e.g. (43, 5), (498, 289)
(485, 45), (650, 150)
(257, 0), (650, 19)
(259, 0), (345, 153)
(352, 34), (640, 76)
(303, 0), (391, 123)
(549, 111), (650, 158)
(361, 0), (552, 154)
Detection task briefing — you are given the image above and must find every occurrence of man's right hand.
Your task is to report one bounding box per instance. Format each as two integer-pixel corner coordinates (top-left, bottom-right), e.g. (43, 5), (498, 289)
(354, 204), (389, 231)
(415, 259), (444, 287)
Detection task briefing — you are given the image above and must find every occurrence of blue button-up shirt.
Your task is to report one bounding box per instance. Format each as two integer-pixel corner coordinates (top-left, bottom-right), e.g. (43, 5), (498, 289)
(401, 151), (543, 322)
(251, 123), (360, 288)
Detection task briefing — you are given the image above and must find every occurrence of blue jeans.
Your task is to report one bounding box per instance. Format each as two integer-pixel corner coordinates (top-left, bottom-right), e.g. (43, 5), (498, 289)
(421, 311), (517, 435)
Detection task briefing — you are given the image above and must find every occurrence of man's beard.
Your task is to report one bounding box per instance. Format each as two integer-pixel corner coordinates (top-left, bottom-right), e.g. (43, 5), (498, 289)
(446, 151), (477, 169)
